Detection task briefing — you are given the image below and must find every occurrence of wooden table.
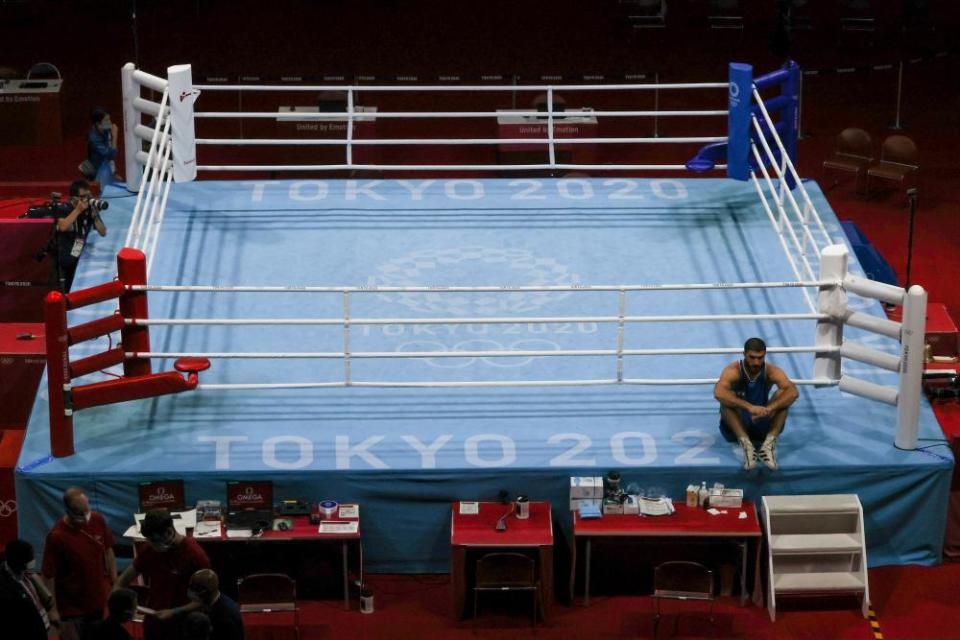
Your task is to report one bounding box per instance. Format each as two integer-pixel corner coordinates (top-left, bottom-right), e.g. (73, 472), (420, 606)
(572, 500), (761, 606)
(197, 510), (361, 610)
(450, 501), (553, 619)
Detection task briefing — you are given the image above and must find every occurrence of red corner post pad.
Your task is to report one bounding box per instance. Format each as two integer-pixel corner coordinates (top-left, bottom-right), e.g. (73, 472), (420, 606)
(71, 357), (210, 411)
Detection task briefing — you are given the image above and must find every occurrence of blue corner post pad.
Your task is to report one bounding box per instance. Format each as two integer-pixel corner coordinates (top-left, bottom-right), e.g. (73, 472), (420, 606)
(727, 62), (753, 181)
(686, 141), (727, 172)
(780, 60), (801, 190)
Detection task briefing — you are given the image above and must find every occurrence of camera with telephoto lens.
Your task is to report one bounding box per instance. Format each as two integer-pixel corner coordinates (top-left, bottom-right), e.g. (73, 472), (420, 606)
(87, 198), (109, 211)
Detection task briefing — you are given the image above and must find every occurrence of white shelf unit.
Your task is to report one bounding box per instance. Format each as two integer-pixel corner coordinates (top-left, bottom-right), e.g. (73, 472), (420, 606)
(761, 494), (869, 621)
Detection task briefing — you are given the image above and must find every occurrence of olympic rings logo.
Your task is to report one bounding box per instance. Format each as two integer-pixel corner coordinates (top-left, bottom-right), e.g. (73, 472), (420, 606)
(369, 247), (578, 315)
(0, 500), (17, 518)
(396, 339), (561, 368)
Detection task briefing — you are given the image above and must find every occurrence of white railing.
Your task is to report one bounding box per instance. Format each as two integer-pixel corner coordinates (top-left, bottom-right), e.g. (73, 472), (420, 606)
(127, 278), (837, 389)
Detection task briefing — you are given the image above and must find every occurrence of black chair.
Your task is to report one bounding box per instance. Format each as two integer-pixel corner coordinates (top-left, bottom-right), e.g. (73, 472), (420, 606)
(473, 552), (541, 627)
(866, 134), (919, 197)
(531, 92), (566, 118)
(624, 0), (667, 29)
(26, 62), (61, 80)
(652, 561), (715, 638)
(788, 0), (815, 32)
(708, 0), (744, 30)
(840, 0), (876, 34)
(822, 127), (873, 191)
(237, 573), (299, 639)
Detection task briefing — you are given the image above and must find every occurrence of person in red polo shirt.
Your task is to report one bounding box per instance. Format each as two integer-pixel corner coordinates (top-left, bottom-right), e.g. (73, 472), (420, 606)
(115, 509), (210, 640)
(42, 487), (117, 640)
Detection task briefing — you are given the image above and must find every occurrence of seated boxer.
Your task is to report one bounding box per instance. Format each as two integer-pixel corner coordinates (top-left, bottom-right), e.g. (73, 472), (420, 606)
(714, 337), (798, 471)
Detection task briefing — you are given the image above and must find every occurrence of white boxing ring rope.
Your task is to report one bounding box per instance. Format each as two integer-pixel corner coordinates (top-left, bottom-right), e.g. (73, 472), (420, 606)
(121, 278), (836, 389)
(127, 312), (829, 327)
(128, 279), (833, 294)
(191, 82), (729, 91)
(751, 88), (832, 248)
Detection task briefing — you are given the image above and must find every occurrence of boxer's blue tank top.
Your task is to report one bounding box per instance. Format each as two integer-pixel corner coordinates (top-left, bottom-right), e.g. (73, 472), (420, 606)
(736, 360), (772, 406)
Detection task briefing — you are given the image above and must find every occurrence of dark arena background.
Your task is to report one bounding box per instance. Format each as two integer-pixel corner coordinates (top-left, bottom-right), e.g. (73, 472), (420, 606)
(1, 2), (960, 638)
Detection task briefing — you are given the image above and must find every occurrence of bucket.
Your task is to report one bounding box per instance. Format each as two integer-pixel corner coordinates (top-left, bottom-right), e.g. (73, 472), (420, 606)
(515, 495), (530, 519)
(360, 587), (374, 614)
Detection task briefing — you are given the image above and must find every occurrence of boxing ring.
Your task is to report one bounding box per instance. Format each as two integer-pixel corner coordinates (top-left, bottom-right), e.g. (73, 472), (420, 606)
(15, 62), (951, 573)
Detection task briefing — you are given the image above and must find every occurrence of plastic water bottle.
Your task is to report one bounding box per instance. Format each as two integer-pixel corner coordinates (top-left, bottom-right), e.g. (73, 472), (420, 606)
(698, 482), (709, 509)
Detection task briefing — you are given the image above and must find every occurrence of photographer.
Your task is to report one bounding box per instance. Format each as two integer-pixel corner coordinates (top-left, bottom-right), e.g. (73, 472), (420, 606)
(24, 179), (107, 292)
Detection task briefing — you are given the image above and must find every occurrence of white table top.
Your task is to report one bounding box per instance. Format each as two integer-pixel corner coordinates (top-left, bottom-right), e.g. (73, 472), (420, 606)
(496, 108), (597, 126)
(277, 105), (376, 122)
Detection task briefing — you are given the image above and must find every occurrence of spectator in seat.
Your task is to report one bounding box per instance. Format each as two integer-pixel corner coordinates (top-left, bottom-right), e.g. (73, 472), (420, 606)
(188, 569), (245, 640)
(115, 509), (211, 640)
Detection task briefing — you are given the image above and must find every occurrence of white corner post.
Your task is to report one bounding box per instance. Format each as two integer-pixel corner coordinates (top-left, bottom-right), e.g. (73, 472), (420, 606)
(896, 284), (927, 450)
(121, 62), (142, 192)
(814, 244), (848, 383)
(166, 64), (199, 183)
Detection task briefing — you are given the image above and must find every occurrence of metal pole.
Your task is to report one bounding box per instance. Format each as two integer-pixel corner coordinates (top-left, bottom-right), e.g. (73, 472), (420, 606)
(891, 61), (905, 130)
(653, 72), (660, 138)
(904, 188), (918, 288)
(130, 0), (140, 69)
(797, 71), (809, 139)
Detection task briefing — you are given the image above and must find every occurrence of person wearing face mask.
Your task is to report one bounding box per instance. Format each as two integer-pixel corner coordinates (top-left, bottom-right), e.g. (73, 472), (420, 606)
(86, 588), (138, 640)
(1, 538), (57, 639)
(86, 107), (122, 189)
(188, 569), (244, 640)
(42, 486), (117, 640)
(115, 509), (211, 640)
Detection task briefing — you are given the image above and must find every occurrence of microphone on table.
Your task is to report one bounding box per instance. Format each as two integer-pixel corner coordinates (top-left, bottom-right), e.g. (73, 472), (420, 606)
(495, 502), (516, 532)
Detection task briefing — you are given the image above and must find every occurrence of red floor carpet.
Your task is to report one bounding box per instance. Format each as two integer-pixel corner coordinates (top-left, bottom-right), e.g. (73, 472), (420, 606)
(164, 564), (958, 639)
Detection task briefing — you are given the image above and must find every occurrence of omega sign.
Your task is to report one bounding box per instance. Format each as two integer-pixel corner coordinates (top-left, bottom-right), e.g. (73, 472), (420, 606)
(138, 481), (184, 511)
(227, 481), (272, 508)
(144, 486), (176, 506)
(234, 486), (264, 503)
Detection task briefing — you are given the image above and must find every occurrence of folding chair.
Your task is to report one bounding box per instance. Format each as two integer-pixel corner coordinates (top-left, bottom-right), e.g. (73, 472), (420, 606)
(237, 573), (299, 639)
(652, 561), (715, 638)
